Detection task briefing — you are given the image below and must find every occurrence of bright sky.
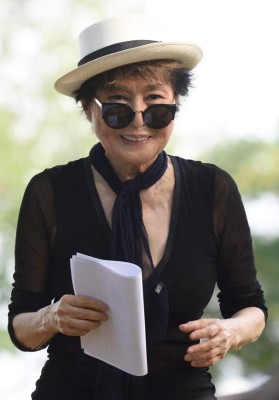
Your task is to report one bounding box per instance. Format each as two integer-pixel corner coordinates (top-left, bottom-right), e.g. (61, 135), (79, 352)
(142, 0), (279, 151)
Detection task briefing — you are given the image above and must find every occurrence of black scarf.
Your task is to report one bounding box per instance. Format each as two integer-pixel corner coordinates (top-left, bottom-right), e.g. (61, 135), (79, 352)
(90, 142), (167, 270)
(78, 142), (169, 399)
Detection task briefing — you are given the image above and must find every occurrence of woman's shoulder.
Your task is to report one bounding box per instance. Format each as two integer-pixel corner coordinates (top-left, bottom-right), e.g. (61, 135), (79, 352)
(171, 155), (237, 191)
(174, 156), (237, 186)
(171, 156), (241, 209)
(45, 156), (87, 178)
(171, 155), (217, 174)
(27, 157), (87, 190)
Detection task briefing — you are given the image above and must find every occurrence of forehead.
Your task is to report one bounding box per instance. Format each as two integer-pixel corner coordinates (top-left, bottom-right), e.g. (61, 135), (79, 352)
(96, 77), (174, 99)
(105, 77), (170, 91)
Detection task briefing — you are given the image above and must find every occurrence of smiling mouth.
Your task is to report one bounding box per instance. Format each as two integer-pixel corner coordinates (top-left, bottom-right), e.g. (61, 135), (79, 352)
(121, 135), (150, 142)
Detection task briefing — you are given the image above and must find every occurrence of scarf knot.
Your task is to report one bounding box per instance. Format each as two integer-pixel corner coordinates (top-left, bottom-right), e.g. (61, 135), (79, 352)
(121, 178), (141, 196)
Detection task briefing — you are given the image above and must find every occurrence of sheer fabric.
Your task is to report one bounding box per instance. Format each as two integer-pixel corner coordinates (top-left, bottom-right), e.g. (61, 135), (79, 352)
(8, 153), (267, 399)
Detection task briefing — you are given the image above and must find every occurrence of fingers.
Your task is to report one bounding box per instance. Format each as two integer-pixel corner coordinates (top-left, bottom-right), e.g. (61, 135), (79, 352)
(185, 349), (226, 368)
(179, 319), (233, 368)
(185, 339), (227, 367)
(53, 294), (109, 337)
(68, 294), (109, 312)
(179, 318), (216, 335)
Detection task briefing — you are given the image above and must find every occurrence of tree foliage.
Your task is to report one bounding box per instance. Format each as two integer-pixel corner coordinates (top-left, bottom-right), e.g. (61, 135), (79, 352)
(201, 139), (279, 197)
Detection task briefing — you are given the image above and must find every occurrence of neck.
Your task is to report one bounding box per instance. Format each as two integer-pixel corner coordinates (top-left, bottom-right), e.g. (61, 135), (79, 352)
(105, 153), (160, 182)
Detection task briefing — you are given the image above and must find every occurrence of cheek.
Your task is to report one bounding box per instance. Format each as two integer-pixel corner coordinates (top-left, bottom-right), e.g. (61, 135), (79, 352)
(155, 126), (173, 142)
(93, 120), (116, 150)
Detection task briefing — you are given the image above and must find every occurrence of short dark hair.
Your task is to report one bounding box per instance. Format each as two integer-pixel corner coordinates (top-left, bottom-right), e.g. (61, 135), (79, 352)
(74, 60), (193, 113)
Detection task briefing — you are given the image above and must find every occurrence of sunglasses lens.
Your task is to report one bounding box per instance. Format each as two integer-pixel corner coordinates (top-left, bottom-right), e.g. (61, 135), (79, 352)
(101, 103), (176, 129)
(144, 105), (176, 129)
(102, 104), (134, 129)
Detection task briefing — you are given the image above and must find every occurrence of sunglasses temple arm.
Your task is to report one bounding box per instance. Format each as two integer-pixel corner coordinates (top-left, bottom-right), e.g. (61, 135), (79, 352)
(93, 98), (102, 108)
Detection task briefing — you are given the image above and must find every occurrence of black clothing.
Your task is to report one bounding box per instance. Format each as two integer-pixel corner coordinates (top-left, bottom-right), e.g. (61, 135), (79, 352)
(90, 141), (168, 268)
(8, 154), (267, 399)
(90, 143), (170, 365)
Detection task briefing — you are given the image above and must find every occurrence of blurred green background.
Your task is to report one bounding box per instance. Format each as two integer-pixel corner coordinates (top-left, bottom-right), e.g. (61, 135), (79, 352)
(1, 0), (278, 398)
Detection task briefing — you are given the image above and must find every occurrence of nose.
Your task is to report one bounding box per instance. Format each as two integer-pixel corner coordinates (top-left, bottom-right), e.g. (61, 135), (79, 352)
(130, 100), (146, 127)
(130, 110), (145, 127)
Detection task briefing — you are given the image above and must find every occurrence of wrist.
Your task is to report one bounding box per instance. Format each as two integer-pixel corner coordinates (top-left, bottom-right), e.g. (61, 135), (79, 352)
(40, 304), (58, 336)
(229, 308), (265, 350)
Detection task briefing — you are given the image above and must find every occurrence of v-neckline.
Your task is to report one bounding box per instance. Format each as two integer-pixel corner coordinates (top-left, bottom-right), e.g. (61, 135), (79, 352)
(83, 155), (181, 275)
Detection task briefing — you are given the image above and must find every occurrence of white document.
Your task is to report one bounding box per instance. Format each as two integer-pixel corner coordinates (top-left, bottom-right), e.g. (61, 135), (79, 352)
(70, 253), (147, 376)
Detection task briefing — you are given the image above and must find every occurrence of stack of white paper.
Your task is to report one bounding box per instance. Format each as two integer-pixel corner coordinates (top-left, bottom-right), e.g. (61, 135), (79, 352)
(70, 253), (147, 376)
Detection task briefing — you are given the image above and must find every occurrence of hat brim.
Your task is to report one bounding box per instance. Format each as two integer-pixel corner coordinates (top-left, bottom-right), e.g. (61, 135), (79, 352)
(54, 41), (202, 97)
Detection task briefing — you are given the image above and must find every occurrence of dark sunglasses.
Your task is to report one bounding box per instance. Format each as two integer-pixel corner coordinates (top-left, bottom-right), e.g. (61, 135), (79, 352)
(94, 98), (177, 129)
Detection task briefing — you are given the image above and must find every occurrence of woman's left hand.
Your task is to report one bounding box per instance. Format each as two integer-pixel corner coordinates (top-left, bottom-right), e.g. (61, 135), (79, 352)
(179, 318), (239, 367)
(179, 308), (265, 368)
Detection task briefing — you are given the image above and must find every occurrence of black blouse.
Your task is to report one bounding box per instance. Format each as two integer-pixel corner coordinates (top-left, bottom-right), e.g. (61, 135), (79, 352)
(8, 154), (267, 399)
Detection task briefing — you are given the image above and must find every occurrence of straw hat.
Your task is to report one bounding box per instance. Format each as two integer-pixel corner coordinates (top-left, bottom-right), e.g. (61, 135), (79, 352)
(54, 14), (202, 97)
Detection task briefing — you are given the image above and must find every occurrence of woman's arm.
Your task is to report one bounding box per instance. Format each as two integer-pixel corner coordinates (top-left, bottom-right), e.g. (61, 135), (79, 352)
(12, 294), (108, 351)
(179, 307), (265, 367)
(9, 173), (108, 351)
(179, 167), (267, 368)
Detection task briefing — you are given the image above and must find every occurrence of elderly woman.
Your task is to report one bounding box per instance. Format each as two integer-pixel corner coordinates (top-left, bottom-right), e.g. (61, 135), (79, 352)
(8, 14), (267, 400)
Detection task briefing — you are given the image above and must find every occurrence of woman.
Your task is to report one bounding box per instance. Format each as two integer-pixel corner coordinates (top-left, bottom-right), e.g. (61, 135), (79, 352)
(8, 14), (267, 400)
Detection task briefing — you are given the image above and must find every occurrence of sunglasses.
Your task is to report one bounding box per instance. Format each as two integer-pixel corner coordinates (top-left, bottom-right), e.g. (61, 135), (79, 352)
(94, 98), (177, 129)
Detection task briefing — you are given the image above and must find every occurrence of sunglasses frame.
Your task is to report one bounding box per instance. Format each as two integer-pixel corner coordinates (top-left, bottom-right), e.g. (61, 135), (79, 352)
(94, 98), (177, 129)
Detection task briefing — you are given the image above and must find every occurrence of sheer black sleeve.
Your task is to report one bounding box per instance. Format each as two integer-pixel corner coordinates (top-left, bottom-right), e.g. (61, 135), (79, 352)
(8, 172), (56, 350)
(213, 167), (267, 320)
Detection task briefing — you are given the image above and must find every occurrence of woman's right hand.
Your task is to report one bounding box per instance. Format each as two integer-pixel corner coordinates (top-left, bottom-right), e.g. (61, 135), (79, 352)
(47, 294), (109, 337)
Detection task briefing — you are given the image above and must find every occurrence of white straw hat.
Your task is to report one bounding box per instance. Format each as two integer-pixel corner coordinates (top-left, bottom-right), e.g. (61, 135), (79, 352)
(54, 14), (203, 97)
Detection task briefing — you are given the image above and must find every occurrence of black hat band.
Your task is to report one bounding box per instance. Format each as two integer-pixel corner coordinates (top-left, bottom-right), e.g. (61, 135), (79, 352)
(78, 40), (159, 67)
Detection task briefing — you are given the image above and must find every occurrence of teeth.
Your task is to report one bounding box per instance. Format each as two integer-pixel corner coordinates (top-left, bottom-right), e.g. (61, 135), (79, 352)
(122, 136), (149, 142)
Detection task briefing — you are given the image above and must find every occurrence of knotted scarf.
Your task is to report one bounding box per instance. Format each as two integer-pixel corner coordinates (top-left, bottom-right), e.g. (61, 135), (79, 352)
(91, 142), (167, 270)
(77, 142), (169, 399)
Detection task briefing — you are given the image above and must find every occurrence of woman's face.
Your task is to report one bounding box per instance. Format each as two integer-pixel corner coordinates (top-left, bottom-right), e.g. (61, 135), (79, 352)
(88, 75), (176, 179)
